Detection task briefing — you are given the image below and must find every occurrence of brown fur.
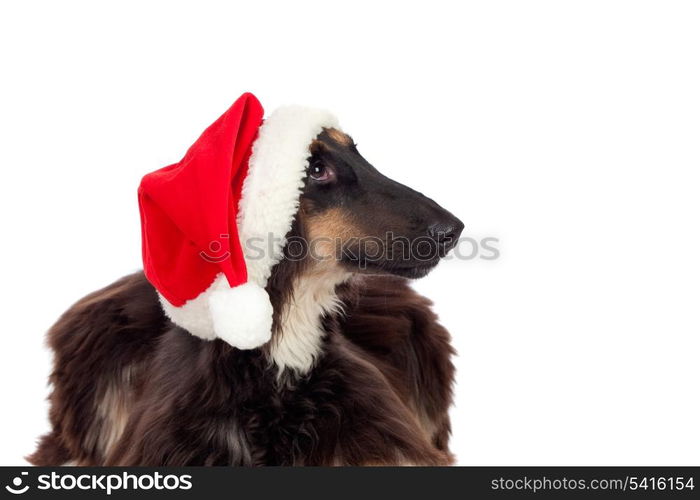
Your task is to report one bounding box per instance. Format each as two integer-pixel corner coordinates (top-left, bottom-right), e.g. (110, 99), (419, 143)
(324, 128), (353, 146)
(304, 206), (361, 261)
(28, 268), (455, 465)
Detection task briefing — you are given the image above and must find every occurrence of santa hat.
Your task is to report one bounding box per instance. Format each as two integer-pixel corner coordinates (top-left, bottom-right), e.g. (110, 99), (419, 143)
(138, 92), (338, 349)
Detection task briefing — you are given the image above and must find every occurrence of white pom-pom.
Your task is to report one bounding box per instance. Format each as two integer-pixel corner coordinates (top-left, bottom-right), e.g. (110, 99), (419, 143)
(208, 282), (273, 350)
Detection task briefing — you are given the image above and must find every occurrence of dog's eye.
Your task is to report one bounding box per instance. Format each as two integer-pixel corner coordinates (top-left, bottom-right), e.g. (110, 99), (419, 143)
(309, 163), (333, 183)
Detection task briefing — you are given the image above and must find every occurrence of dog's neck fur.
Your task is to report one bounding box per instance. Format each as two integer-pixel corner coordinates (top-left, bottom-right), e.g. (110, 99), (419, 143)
(267, 265), (351, 376)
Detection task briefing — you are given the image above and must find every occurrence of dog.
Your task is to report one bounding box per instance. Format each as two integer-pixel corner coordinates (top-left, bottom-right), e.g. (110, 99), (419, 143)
(29, 127), (464, 466)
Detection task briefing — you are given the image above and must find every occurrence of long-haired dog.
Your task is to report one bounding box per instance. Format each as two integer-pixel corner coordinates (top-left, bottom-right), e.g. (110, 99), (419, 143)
(29, 125), (464, 466)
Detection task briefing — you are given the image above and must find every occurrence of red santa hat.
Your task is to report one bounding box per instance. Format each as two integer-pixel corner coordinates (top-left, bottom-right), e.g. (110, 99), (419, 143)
(138, 92), (338, 349)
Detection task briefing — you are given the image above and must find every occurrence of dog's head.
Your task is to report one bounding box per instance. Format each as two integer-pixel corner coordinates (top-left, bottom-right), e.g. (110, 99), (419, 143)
(296, 128), (464, 279)
(264, 127), (463, 369)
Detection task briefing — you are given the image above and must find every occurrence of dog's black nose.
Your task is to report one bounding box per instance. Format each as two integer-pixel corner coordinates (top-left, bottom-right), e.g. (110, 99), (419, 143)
(428, 219), (464, 256)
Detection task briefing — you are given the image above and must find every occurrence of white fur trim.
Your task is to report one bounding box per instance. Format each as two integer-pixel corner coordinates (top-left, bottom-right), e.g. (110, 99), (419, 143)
(158, 274), (225, 341)
(238, 106), (339, 285)
(209, 281), (273, 349)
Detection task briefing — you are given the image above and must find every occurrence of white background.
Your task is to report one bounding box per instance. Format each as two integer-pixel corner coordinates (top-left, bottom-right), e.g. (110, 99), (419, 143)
(1, 1), (698, 466)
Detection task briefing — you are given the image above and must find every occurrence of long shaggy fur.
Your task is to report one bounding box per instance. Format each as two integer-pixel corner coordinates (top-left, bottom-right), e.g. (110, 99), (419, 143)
(29, 271), (455, 466)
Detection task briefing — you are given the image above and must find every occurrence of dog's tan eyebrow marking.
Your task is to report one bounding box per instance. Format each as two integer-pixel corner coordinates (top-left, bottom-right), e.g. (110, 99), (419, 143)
(325, 128), (353, 146)
(309, 138), (326, 154)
